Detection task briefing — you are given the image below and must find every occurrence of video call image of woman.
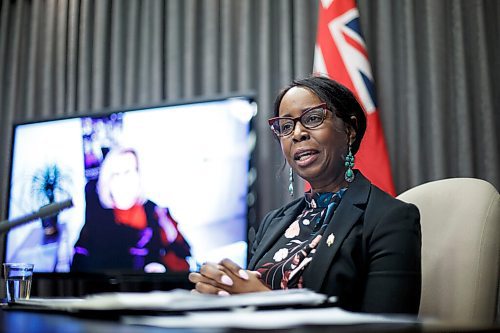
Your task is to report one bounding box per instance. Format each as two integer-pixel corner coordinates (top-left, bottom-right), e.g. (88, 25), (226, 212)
(71, 147), (191, 273)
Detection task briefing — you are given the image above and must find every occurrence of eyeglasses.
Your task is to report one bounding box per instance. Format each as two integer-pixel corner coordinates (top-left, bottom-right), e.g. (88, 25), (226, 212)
(268, 103), (330, 137)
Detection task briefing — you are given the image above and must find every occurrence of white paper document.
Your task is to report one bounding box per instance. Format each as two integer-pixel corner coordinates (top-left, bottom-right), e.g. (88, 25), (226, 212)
(14, 288), (328, 312)
(123, 307), (417, 329)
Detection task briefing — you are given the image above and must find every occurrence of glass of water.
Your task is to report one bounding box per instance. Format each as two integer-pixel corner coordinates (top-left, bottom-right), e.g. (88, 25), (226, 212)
(3, 263), (34, 302)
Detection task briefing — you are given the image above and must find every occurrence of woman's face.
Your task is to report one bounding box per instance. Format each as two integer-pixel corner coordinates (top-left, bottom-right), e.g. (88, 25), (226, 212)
(109, 152), (141, 210)
(278, 86), (351, 192)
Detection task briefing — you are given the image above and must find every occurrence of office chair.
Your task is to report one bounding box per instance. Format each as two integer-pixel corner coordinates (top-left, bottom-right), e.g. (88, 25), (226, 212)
(397, 178), (500, 325)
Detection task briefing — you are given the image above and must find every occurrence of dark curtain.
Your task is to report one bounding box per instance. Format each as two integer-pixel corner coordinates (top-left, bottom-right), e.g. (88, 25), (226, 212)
(358, 0), (499, 192)
(0, 0), (498, 297)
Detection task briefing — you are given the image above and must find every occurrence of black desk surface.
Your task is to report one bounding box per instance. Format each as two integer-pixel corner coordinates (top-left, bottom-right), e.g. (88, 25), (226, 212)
(1, 309), (210, 333)
(0, 308), (432, 333)
(1, 309), (500, 333)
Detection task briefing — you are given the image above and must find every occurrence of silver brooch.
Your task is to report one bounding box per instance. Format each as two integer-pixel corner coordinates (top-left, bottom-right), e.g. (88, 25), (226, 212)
(326, 233), (335, 247)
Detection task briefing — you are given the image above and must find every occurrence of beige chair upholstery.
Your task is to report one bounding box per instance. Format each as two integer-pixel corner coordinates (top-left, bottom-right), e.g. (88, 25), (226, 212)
(397, 178), (500, 325)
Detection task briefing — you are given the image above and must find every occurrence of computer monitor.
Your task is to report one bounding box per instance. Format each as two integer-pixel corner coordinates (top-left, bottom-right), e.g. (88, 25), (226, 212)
(4, 97), (256, 278)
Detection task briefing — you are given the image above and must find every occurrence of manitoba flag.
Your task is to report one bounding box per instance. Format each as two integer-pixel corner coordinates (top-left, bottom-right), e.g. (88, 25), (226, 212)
(314, 0), (396, 195)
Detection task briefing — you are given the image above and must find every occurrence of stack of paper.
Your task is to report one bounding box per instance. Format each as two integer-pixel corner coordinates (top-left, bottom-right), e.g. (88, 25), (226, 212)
(14, 288), (329, 312)
(123, 307), (417, 329)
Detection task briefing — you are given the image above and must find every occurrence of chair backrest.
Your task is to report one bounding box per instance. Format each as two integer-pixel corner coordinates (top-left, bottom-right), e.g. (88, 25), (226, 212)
(397, 178), (500, 325)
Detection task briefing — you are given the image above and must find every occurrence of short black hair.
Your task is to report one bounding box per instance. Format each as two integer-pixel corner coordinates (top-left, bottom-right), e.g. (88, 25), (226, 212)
(273, 75), (367, 154)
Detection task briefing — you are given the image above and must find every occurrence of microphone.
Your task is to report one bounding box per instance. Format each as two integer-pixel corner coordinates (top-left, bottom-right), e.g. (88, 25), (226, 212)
(0, 199), (74, 235)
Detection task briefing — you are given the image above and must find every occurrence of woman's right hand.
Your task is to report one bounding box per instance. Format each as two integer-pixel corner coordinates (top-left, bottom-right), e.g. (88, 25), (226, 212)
(188, 258), (269, 296)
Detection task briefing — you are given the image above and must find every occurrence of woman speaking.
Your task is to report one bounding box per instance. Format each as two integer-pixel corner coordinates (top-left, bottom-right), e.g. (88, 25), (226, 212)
(189, 76), (421, 314)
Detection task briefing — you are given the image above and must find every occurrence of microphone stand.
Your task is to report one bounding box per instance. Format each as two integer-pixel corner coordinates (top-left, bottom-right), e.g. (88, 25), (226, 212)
(0, 199), (73, 235)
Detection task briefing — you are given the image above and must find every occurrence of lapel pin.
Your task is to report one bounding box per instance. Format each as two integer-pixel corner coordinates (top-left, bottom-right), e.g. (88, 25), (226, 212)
(326, 233), (335, 247)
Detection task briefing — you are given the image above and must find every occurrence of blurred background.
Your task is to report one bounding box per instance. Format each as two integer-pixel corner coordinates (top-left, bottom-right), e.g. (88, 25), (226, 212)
(0, 0), (499, 268)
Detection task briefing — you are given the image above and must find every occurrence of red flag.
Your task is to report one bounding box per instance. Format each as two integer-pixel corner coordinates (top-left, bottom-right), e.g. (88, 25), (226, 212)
(313, 0), (396, 195)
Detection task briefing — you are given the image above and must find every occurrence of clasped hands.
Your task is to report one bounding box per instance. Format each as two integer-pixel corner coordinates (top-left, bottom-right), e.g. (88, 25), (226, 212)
(188, 258), (270, 296)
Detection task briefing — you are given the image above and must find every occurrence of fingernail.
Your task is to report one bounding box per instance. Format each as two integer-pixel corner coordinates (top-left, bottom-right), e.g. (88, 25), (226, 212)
(252, 270), (262, 278)
(238, 269), (249, 280)
(218, 290), (230, 296)
(220, 275), (233, 286)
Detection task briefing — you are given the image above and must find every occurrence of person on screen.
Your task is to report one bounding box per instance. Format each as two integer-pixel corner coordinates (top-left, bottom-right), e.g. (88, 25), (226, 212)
(71, 147), (191, 273)
(188, 76), (421, 314)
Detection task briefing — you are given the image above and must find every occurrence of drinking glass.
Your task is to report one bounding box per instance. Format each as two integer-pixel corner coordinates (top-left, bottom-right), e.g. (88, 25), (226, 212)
(3, 263), (34, 302)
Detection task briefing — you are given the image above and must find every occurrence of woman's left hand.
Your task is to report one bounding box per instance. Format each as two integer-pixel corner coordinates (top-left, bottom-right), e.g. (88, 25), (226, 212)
(188, 258), (270, 295)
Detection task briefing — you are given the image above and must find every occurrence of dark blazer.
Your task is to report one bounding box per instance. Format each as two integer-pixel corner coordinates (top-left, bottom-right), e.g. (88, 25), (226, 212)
(71, 180), (191, 273)
(248, 171), (421, 314)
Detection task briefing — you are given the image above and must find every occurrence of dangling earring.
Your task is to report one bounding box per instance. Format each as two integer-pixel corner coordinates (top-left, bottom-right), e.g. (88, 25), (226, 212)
(344, 145), (355, 183)
(288, 167), (294, 197)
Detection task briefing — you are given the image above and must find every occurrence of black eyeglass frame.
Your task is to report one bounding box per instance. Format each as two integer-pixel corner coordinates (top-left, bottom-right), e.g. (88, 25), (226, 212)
(268, 103), (331, 137)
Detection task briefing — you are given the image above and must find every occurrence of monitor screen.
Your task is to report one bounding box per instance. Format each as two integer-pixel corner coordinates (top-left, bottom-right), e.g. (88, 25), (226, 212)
(4, 97), (256, 275)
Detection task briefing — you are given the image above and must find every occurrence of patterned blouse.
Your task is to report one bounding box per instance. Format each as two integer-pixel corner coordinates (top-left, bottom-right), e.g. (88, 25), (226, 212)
(254, 188), (347, 289)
